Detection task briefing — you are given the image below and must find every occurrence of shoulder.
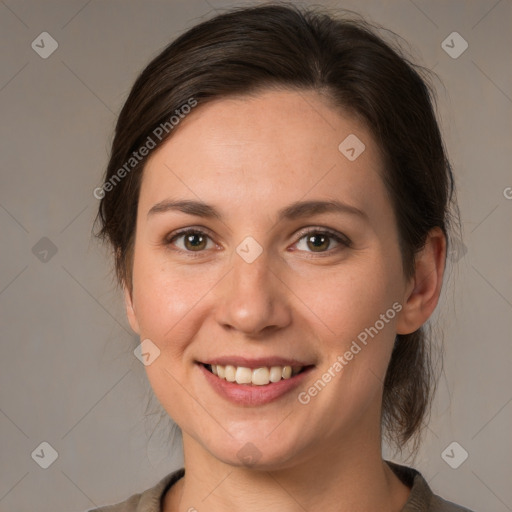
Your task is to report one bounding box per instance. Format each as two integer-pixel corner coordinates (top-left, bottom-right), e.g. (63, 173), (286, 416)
(87, 468), (185, 512)
(385, 461), (476, 512)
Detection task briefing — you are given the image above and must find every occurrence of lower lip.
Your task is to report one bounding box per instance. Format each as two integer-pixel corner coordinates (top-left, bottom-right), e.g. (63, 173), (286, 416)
(198, 364), (313, 406)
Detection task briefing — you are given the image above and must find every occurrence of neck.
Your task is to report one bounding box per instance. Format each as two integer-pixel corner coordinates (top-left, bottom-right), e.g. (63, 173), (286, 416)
(164, 429), (410, 512)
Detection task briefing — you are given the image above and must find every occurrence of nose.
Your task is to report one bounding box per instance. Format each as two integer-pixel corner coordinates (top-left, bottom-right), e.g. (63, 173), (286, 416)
(213, 248), (292, 338)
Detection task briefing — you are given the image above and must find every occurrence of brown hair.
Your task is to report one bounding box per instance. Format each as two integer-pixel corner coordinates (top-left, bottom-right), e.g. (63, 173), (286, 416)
(95, 3), (457, 454)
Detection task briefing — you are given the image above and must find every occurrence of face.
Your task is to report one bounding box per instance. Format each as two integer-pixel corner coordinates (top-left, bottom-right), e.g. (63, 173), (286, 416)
(125, 89), (417, 469)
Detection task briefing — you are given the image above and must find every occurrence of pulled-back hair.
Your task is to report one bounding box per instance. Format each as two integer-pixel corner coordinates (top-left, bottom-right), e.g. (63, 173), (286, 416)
(96, 3), (457, 454)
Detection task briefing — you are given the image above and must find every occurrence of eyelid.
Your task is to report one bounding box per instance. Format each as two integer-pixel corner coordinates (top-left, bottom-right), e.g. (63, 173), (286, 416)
(165, 225), (216, 242)
(293, 226), (352, 248)
(164, 226), (221, 252)
(164, 225), (351, 255)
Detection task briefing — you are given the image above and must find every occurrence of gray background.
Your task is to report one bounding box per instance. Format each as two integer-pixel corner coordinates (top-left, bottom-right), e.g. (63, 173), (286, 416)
(1, 0), (511, 510)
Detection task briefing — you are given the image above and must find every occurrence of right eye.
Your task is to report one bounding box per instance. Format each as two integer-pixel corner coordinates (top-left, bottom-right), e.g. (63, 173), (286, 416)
(166, 229), (217, 253)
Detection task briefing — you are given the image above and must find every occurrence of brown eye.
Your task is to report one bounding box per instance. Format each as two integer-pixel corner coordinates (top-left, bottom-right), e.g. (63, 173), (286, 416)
(294, 229), (350, 254)
(183, 232), (207, 251)
(167, 229), (214, 252)
(305, 233), (330, 252)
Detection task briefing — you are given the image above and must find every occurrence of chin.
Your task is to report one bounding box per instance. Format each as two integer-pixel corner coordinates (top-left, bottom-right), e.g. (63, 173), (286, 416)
(199, 429), (311, 471)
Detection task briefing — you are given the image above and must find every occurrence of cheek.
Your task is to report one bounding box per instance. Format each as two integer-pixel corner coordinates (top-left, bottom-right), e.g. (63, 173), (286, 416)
(130, 248), (200, 350)
(290, 253), (403, 344)
(130, 244), (231, 364)
(290, 251), (404, 414)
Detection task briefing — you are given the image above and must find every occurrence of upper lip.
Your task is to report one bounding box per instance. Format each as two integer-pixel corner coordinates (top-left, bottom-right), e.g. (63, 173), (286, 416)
(200, 356), (314, 368)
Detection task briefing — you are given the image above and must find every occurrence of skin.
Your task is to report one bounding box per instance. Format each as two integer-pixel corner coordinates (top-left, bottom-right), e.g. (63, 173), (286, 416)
(124, 89), (446, 512)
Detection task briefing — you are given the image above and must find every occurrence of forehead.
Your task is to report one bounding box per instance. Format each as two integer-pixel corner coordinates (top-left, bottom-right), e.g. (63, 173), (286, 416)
(139, 89), (389, 221)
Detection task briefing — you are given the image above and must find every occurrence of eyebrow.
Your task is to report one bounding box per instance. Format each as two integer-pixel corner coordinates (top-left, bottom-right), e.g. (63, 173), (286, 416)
(147, 198), (367, 222)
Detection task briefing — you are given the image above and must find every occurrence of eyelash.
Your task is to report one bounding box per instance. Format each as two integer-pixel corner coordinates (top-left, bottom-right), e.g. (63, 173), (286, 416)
(164, 227), (351, 257)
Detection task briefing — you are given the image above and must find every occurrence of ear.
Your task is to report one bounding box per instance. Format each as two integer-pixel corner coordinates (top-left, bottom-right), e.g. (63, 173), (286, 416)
(123, 283), (141, 335)
(396, 227), (447, 335)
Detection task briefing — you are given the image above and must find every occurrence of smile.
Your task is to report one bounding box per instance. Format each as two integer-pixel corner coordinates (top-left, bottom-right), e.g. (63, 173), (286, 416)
(204, 364), (304, 385)
(198, 358), (314, 406)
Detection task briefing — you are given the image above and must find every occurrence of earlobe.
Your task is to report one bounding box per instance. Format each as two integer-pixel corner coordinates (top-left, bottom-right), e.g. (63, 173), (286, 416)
(123, 283), (141, 335)
(396, 227), (447, 335)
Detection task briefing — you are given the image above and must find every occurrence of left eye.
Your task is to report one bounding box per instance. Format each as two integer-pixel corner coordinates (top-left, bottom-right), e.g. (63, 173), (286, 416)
(294, 230), (347, 253)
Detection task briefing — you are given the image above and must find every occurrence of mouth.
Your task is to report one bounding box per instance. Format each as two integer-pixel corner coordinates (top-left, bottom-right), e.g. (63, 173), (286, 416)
(202, 363), (309, 386)
(197, 358), (315, 406)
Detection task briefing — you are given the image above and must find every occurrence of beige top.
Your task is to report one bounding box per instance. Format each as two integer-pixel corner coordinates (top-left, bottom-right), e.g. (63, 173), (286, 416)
(88, 461), (475, 512)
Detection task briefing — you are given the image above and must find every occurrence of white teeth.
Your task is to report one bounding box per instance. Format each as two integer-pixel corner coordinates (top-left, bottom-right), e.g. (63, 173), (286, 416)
(208, 364), (303, 385)
(269, 366), (283, 382)
(225, 365), (236, 382)
(252, 367), (270, 385)
(235, 367), (253, 384)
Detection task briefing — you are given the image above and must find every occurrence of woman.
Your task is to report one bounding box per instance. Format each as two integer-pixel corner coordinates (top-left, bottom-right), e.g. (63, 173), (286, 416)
(93, 4), (473, 511)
